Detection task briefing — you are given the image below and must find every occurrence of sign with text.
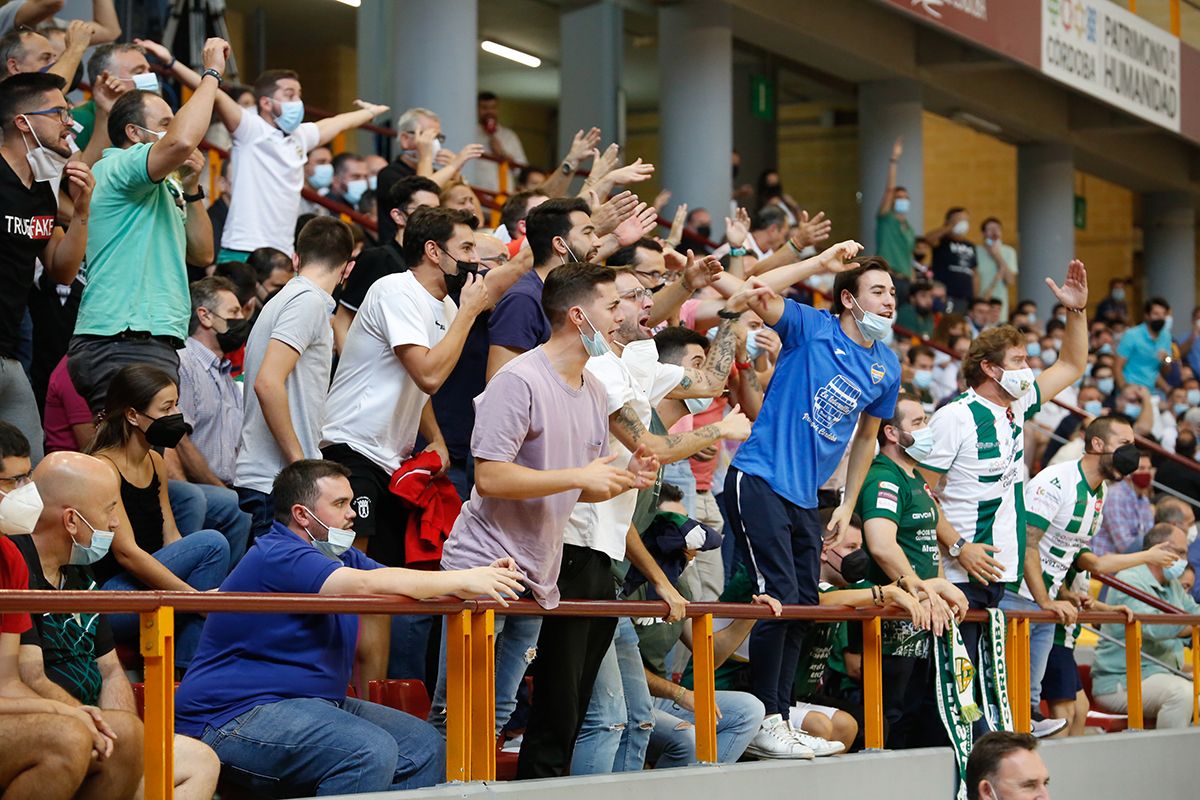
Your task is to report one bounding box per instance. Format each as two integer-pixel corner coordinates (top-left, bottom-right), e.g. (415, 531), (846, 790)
(1041, 0), (1180, 132)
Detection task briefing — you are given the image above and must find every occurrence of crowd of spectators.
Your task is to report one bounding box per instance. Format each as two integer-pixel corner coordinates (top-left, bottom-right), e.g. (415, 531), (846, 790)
(0, 4), (1197, 798)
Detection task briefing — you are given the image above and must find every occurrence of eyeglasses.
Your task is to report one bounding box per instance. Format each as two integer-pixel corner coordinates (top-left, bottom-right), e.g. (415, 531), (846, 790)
(480, 254), (508, 265)
(0, 469), (33, 489)
(633, 269), (667, 286)
(25, 106), (73, 124)
(620, 287), (654, 301)
(402, 130), (447, 144)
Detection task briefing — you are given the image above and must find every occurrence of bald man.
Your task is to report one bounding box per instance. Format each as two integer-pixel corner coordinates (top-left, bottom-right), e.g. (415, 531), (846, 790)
(14, 452), (220, 800)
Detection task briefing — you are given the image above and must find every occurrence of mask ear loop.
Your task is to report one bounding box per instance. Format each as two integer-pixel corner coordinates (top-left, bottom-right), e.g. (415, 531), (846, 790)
(17, 114), (43, 152)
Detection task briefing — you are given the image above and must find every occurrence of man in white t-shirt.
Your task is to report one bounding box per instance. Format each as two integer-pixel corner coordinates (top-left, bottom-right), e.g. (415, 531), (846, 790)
(145, 47), (389, 257)
(320, 206), (530, 685)
(472, 91), (527, 192)
(919, 259), (1090, 737)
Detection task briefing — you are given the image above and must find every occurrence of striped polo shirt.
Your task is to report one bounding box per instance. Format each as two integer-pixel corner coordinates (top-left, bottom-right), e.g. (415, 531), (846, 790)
(1018, 458), (1105, 603)
(920, 384), (1042, 587)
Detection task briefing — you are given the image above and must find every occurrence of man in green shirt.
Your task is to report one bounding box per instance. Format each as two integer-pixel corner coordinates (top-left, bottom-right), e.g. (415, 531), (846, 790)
(1091, 523), (1200, 728)
(874, 137), (915, 285)
(67, 38), (228, 412)
(859, 394), (968, 748)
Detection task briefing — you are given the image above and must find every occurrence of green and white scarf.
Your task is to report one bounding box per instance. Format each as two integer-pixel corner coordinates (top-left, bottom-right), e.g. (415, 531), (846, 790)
(933, 609), (1013, 800)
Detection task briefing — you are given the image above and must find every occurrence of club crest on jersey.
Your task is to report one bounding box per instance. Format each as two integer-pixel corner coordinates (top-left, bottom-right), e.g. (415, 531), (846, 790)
(870, 363), (885, 384)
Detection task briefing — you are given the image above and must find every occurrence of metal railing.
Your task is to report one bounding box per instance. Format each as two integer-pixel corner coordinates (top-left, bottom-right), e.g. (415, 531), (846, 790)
(0, 591), (1197, 799)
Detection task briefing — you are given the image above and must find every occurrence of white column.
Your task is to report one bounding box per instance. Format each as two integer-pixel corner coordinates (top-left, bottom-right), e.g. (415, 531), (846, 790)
(858, 80), (924, 251)
(1144, 192), (1197, 322)
(558, 1), (623, 160)
(391, 0), (478, 151)
(1017, 143), (1075, 314)
(658, 0), (732, 239)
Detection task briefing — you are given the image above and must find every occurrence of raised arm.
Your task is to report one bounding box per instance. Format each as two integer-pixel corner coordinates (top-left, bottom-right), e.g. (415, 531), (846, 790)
(315, 100), (390, 147)
(1036, 259), (1089, 401)
(137, 38), (243, 133)
(88, 0), (122, 43)
(46, 20), (89, 85)
(877, 138), (902, 216)
(145, 39), (228, 182)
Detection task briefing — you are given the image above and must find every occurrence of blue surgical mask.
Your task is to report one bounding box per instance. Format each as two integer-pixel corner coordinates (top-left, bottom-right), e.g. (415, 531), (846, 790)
(1098, 343), (1114, 355)
(344, 178), (368, 205)
(1083, 399), (1104, 417)
(893, 197), (911, 215)
(274, 99), (305, 134)
(1097, 377), (1115, 395)
(913, 369), (934, 390)
(1188, 389), (1200, 406)
(1042, 348), (1057, 366)
(1174, 403), (1189, 417)
(746, 328), (763, 360)
(903, 426), (935, 462)
(68, 509), (115, 566)
(1027, 342), (1041, 358)
(301, 506), (355, 560)
(368, 174), (378, 191)
(309, 162), (333, 189)
(577, 311), (611, 357)
(850, 296), (894, 342)
(1123, 403), (1142, 418)
(131, 72), (160, 93)
(685, 396), (714, 415)
(1164, 558), (1187, 581)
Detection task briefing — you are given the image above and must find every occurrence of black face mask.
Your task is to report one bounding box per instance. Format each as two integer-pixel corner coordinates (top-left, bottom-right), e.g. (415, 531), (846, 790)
(439, 247), (480, 296)
(831, 548), (869, 585)
(1148, 319), (1166, 333)
(695, 224), (712, 241)
(213, 315), (251, 354)
(139, 413), (192, 449)
(1103, 443), (1141, 478)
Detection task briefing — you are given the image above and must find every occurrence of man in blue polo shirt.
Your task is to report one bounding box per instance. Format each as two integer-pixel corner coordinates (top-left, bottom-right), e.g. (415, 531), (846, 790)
(1117, 296), (1172, 390)
(725, 251), (901, 757)
(175, 459), (524, 797)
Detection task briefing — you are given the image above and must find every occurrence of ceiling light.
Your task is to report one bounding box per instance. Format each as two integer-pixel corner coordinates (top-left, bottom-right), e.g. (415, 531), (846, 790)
(334, 0), (360, 7)
(481, 40), (541, 68)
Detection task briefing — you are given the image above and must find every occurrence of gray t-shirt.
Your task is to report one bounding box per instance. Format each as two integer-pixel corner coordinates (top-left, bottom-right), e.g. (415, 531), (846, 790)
(234, 275), (335, 493)
(439, 347), (609, 608)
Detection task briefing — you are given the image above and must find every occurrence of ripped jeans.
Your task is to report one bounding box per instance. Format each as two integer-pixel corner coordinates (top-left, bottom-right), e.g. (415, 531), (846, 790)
(428, 613), (542, 736)
(648, 690), (765, 768)
(571, 617), (655, 774)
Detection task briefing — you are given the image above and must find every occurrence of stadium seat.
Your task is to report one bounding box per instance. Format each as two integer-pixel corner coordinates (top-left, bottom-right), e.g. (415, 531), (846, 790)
(1077, 663), (1129, 733)
(367, 678), (432, 721)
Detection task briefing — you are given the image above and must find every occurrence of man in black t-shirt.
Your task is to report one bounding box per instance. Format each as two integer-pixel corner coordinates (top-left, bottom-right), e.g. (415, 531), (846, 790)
(925, 206), (977, 314)
(330, 175), (441, 349)
(0, 73), (93, 462)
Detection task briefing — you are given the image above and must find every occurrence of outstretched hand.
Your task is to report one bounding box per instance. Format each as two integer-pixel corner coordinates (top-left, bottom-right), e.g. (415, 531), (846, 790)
(1045, 258), (1088, 310)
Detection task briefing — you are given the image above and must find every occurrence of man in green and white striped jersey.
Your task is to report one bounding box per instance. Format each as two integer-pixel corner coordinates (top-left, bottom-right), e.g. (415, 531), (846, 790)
(1019, 414), (1176, 718)
(918, 259), (1091, 737)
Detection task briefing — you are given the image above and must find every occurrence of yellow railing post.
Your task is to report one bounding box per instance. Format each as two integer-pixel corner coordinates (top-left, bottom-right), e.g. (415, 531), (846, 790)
(1010, 617), (1031, 733)
(862, 616), (884, 749)
(1171, 0), (1181, 37)
(469, 610), (496, 781)
(692, 613), (718, 763)
(445, 609), (473, 782)
(207, 149), (221, 203)
(1191, 626), (1199, 726)
(140, 606), (174, 800)
(1125, 620), (1144, 730)
(498, 161), (510, 195)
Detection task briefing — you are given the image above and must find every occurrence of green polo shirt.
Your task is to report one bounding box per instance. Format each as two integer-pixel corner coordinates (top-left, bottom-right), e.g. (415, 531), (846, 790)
(76, 142), (190, 341)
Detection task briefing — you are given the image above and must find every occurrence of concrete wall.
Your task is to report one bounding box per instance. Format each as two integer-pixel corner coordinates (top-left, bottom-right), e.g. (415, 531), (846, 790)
(317, 729), (1200, 800)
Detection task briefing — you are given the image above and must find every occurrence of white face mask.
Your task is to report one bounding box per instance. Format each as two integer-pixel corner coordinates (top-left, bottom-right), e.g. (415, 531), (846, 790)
(135, 125), (166, 143)
(19, 116), (69, 182)
(301, 506), (355, 560)
(0, 482), (43, 535)
(994, 366), (1036, 399)
(1188, 524), (1198, 545)
(952, 219), (970, 237)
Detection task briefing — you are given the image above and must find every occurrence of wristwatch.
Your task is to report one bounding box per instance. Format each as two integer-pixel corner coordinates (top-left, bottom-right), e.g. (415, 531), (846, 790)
(717, 308), (743, 320)
(948, 537), (968, 558)
(560, 161), (574, 175)
(182, 186), (205, 203)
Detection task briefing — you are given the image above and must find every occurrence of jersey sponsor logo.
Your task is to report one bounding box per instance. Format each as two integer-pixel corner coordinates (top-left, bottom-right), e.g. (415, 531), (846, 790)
(810, 374), (862, 437)
(976, 441), (1000, 451)
(1050, 477), (1062, 489)
(6, 214), (54, 239)
(870, 363), (885, 384)
(880, 481), (899, 492)
(877, 490), (898, 512)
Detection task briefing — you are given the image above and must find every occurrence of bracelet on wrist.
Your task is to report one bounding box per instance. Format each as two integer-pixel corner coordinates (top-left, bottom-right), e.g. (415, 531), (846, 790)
(717, 308), (743, 320)
(673, 685), (686, 704)
(730, 246), (747, 257)
(787, 239), (804, 256)
(166, 55), (176, 69)
(735, 360), (753, 371)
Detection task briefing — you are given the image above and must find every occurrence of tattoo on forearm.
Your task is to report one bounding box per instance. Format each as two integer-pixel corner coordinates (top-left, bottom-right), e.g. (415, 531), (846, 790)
(706, 319), (737, 379)
(613, 405), (648, 440)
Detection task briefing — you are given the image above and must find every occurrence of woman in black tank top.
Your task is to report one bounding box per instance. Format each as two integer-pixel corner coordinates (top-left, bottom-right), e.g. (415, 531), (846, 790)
(86, 365), (232, 666)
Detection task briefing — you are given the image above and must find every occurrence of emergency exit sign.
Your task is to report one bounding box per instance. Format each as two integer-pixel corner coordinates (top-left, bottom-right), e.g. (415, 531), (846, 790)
(751, 75), (774, 121)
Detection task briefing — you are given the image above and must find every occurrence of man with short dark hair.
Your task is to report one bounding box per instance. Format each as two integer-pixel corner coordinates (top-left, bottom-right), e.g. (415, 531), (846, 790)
(1117, 296), (1172, 390)
(925, 206), (977, 314)
(473, 90), (527, 192)
(897, 281), (935, 339)
(497, 188), (548, 249)
(67, 39), (227, 413)
(746, 204), (788, 262)
(0, 71), (92, 461)
(246, 246), (293, 301)
(234, 217), (355, 541)
(964, 731), (1049, 800)
(175, 458), (524, 797)
(139, 39), (389, 259)
(326, 151), (368, 209)
(724, 249), (903, 756)
(72, 42), (153, 149)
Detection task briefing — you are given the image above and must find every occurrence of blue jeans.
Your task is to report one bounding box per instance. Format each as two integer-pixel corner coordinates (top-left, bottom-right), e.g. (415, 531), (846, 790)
(572, 617), (655, 774)
(648, 690), (765, 768)
(388, 614), (434, 682)
(999, 589), (1056, 707)
(235, 486), (275, 546)
(168, 480), (252, 565)
(101, 530), (230, 666)
(662, 460), (697, 516)
(446, 457), (475, 503)
(198, 696), (443, 796)
(428, 612), (541, 736)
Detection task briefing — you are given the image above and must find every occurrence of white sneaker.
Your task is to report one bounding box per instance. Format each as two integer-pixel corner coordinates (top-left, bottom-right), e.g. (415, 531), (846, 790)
(1029, 714), (1068, 739)
(744, 714), (816, 760)
(787, 726), (845, 757)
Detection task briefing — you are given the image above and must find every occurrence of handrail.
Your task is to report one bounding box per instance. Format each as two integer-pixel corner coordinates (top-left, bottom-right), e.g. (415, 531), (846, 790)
(893, 321), (1200, 478)
(1, 588), (1197, 797)
(1095, 573), (1188, 615)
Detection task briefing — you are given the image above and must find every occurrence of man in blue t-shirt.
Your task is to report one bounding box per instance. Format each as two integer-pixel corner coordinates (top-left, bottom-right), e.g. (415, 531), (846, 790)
(1117, 296), (1172, 390)
(175, 459), (524, 797)
(725, 254), (901, 757)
